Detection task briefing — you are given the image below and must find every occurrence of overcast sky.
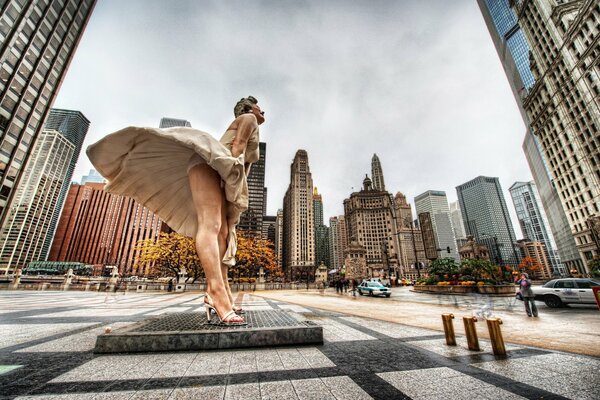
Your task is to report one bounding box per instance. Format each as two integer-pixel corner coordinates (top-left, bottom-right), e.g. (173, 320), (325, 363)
(54, 0), (532, 236)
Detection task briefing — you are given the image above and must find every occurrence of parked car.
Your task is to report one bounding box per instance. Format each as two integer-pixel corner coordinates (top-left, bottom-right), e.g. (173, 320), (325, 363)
(532, 278), (600, 308)
(357, 281), (391, 297)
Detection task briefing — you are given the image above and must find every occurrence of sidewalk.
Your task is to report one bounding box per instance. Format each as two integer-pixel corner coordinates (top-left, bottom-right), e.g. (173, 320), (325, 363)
(1, 290), (599, 399)
(254, 289), (600, 357)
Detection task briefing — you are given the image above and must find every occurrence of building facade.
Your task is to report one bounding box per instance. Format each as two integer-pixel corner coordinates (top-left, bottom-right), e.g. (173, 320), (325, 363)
(344, 175), (398, 278)
(509, 181), (564, 276)
(261, 215), (276, 245)
(158, 117), (191, 128)
(0, 0), (96, 228)
(81, 169), (104, 184)
(510, 0), (600, 271)
(313, 187), (329, 267)
(456, 176), (520, 266)
(239, 142), (266, 236)
(414, 190), (459, 261)
(328, 215), (348, 271)
(282, 150), (315, 278)
(0, 130), (74, 273)
(478, 0), (583, 272)
(371, 153), (386, 191)
(393, 192), (428, 279)
(517, 239), (553, 280)
(523, 132), (582, 271)
(39, 108), (89, 255)
(275, 209), (283, 270)
(449, 200), (467, 249)
(48, 182), (164, 276)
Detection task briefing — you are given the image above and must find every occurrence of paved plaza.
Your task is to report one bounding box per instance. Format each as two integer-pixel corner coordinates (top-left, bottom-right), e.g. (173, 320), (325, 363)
(0, 290), (599, 399)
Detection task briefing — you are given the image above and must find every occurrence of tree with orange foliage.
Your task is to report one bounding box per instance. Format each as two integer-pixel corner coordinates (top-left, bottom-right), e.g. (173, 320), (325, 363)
(135, 232), (203, 282)
(234, 231), (281, 281)
(518, 256), (541, 278)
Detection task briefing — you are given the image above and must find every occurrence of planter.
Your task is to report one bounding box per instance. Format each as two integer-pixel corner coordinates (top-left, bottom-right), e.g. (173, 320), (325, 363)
(476, 285), (516, 295)
(414, 285), (476, 294)
(414, 284), (515, 295)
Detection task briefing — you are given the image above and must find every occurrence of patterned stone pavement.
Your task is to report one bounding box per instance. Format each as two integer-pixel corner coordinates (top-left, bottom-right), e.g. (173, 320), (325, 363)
(0, 291), (599, 399)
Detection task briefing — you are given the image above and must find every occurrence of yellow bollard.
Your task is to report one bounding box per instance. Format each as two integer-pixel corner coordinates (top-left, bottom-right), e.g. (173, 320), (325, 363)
(442, 313), (456, 346)
(486, 318), (506, 356)
(463, 316), (480, 351)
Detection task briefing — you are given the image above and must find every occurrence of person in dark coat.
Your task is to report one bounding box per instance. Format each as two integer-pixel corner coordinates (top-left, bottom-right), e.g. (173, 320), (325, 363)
(516, 272), (538, 317)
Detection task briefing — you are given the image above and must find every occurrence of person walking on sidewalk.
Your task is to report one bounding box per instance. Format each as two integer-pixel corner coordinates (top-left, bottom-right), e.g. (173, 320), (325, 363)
(516, 272), (538, 317)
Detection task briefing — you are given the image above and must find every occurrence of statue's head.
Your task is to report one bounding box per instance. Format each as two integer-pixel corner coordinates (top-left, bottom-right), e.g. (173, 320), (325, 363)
(234, 96), (259, 117)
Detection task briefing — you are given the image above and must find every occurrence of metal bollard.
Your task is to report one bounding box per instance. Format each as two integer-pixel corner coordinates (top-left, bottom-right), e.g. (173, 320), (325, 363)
(442, 313), (456, 346)
(486, 318), (506, 356)
(463, 316), (480, 351)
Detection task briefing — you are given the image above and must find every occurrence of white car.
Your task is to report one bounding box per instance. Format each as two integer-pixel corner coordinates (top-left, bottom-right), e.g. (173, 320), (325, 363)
(532, 278), (600, 308)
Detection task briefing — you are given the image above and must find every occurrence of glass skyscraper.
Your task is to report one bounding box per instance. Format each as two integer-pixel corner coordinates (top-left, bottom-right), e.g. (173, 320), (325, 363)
(239, 142), (266, 236)
(41, 108), (89, 256)
(480, 0), (534, 92)
(414, 190), (459, 262)
(456, 176), (520, 267)
(0, 129), (74, 273)
(478, 0), (582, 271)
(509, 181), (563, 275)
(0, 0), (96, 230)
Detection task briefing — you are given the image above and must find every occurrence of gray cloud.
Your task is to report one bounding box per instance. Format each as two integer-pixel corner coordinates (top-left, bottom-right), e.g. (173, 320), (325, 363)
(55, 0), (531, 236)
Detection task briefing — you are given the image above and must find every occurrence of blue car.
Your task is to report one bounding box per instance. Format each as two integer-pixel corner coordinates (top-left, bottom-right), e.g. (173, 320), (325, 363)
(357, 281), (391, 297)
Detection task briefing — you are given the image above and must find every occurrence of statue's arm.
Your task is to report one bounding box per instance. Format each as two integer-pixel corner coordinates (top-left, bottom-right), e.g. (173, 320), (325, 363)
(231, 114), (258, 158)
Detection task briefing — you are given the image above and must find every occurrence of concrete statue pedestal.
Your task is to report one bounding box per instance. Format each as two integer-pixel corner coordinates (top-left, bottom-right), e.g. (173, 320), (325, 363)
(94, 310), (323, 353)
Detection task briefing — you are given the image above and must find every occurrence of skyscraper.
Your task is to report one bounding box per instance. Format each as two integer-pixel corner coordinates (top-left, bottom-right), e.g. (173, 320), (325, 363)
(456, 176), (520, 266)
(477, 0), (535, 114)
(49, 182), (164, 275)
(313, 187), (329, 267)
(509, 181), (563, 275)
(508, 0), (600, 271)
(523, 132), (581, 272)
(81, 169), (104, 184)
(449, 201), (466, 241)
(159, 117), (191, 128)
(239, 142), (266, 236)
(328, 215), (348, 271)
(0, 0), (97, 227)
(344, 175), (399, 277)
(414, 190), (459, 261)
(283, 150), (314, 278)
(393, 192), (427, 279)
(40, 108), (90, 255)
(275, 209), (283, 270)
(261, 215), (276, 245)
(371, 153), (386, 191)
(0, 130), (74, 273)
(479, 0), (594, 272)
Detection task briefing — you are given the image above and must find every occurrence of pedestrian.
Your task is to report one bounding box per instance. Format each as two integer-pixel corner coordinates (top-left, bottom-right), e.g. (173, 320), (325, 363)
(343, 279), (348, 293)
(515, 272), (538, 317)
(168, 278), (173, 292)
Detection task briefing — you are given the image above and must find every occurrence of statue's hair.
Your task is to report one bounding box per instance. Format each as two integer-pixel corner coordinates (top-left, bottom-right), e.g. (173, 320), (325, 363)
(234, 96), (258, 117)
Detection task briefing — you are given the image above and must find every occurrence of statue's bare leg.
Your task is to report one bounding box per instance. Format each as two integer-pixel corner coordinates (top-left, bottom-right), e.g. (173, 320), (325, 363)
(188, 163), (243, 323)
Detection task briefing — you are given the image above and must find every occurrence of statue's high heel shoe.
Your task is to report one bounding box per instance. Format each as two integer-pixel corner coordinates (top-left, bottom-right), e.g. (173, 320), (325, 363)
(233, 305), (245, 315)
(206, 294), (245, 315)
(204, 294), (246, 326)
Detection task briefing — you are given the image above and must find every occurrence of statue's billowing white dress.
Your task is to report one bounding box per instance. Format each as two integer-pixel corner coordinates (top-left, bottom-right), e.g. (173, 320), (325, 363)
(86, 124), (260, 266)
